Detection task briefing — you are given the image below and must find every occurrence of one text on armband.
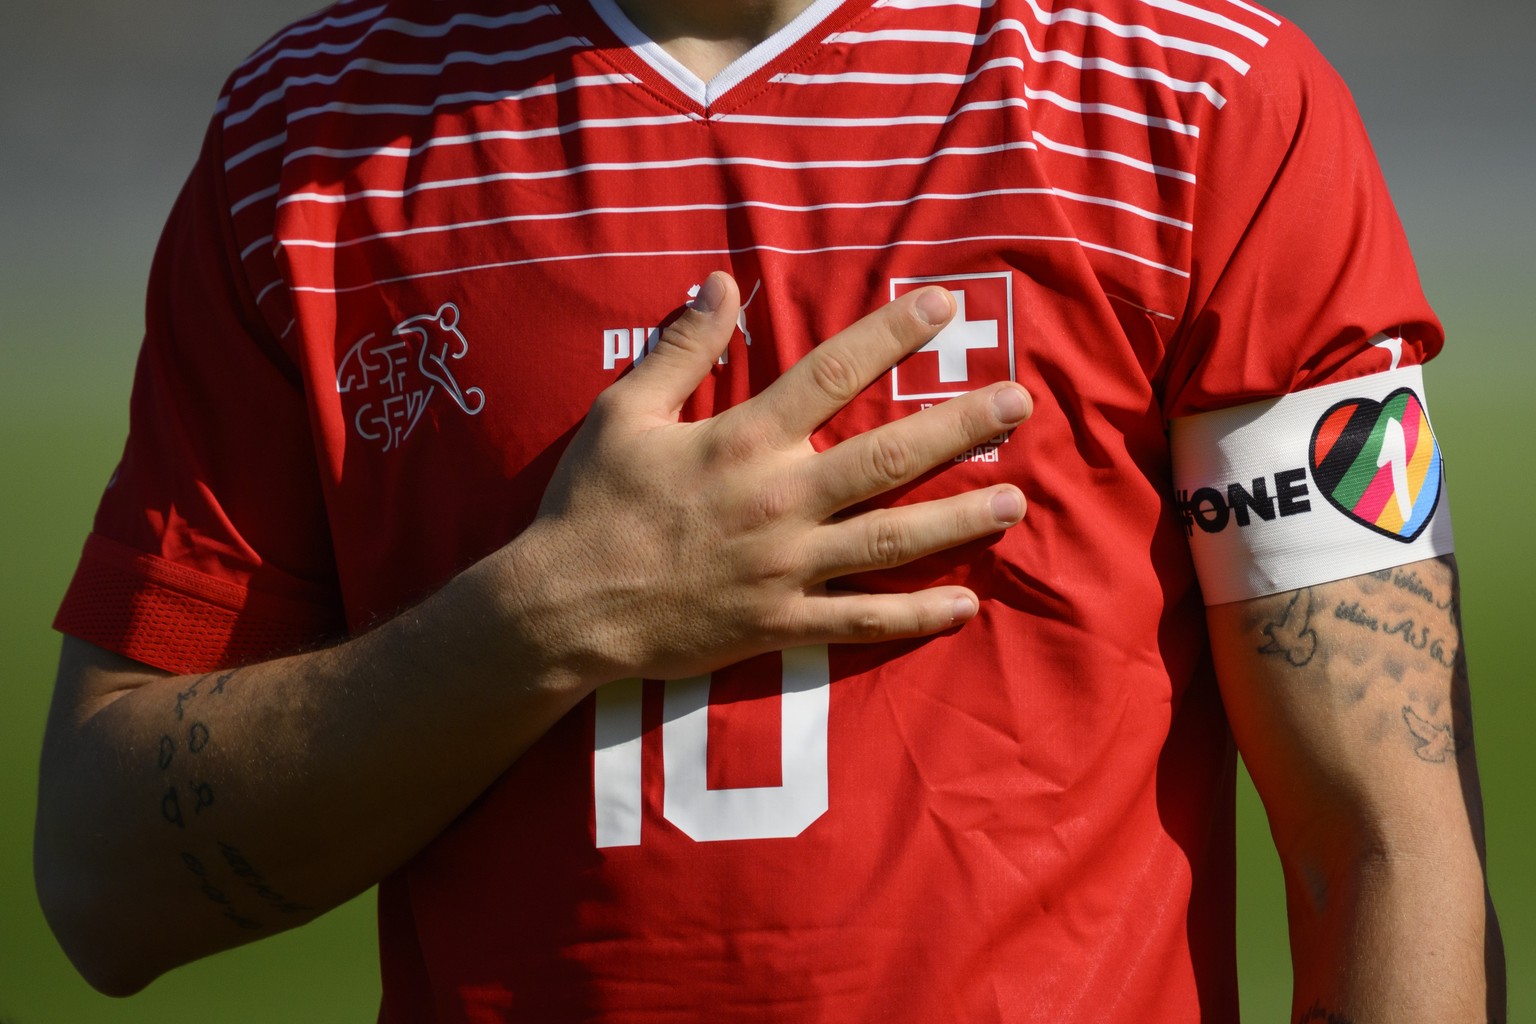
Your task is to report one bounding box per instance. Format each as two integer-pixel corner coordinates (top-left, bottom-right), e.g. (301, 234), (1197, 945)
(1168, 364), (1454, 605)
(1176, 469), (1312, 536)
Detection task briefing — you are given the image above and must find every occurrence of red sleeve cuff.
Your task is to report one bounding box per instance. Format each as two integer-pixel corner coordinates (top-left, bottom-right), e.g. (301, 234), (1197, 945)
(54, 533), (345, 674)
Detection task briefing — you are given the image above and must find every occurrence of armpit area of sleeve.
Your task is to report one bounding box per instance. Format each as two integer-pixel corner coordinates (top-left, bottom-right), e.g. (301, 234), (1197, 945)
(54, 533), (346, 675)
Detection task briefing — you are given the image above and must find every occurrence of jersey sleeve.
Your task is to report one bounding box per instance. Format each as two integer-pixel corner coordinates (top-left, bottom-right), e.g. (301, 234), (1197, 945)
(53, 111), (345, 675)
(1160, 19), (1443, 418)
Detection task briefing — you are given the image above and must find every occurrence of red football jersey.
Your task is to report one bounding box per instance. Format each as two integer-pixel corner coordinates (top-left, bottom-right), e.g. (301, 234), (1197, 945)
(56, 0), (1441, 1020)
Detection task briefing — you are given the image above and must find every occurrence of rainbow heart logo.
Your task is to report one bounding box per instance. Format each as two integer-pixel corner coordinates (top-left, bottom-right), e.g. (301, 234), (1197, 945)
(1308, 388), (1442, 542)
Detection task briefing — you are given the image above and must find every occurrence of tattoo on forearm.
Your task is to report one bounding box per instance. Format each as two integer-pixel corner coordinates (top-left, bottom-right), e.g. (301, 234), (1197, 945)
(1297, 1002), (1355, 1024)
(1257, 590), (1318, 667)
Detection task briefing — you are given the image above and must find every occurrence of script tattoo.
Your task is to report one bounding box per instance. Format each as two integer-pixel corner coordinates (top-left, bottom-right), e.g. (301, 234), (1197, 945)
(1258, 590), (1318, 667)
(1333, 602), (1459, 669)
(1249, 557), (1471, 765)
(220, 842), (310, 915)
(181, 852), (262, 931)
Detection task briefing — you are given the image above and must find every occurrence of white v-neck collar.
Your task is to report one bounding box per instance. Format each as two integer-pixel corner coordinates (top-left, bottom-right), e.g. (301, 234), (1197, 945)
(585, 0), (848, 107)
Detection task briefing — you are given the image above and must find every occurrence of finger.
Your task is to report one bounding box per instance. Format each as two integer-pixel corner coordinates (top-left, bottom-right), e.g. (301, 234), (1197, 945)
(611, 271), (740, 417)
(741, 286), (954, 447)
(788, 587), (981, 644)
(802, 485), (1024, 581)
(806, 382), (1032, 514)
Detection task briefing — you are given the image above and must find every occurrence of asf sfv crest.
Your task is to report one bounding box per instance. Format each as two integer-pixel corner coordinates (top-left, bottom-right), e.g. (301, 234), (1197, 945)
(336, 303), (485, 452)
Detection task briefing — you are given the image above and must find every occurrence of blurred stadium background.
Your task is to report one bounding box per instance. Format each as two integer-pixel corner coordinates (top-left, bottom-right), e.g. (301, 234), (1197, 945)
(2, 1), (1529, 1019)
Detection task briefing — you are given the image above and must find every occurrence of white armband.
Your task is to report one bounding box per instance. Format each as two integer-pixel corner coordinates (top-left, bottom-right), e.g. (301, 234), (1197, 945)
(1170, 365), (1454, 605)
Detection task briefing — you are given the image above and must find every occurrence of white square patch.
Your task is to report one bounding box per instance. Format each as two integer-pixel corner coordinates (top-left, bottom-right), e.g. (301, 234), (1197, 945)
(889, 272), (1015, 402)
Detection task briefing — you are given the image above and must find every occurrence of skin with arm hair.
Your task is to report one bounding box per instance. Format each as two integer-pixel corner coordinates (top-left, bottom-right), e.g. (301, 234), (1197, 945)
(34, 275), (1034, 995)
(1208, 554), (1505, 1023)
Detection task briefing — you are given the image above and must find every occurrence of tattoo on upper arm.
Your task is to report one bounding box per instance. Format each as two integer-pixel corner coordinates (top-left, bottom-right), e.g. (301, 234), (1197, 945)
(155, 669), (299, 931)
(1403, 706), (1456, 762)
(1258, 590), (1318, 667)
(157, 671), (240, 829)
(1250, 557), (1471, 765)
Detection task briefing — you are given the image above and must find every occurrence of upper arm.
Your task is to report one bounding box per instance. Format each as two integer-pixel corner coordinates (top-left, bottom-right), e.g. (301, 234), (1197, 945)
(1207, 554), (1486, 876)
(45, 636), (174, 731)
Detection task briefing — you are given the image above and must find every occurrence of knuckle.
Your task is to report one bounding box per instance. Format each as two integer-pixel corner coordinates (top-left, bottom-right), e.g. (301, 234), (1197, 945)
(847, 611), (886, 640)
(740, 485), (793, 531)
(867, 432), (914, 487)
(865, 515), (911, 568)
(808, 350), (862, 406)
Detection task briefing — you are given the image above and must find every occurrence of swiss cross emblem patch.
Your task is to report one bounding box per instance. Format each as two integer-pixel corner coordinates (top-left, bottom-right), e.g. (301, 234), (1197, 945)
(889, 272), (1015, 401)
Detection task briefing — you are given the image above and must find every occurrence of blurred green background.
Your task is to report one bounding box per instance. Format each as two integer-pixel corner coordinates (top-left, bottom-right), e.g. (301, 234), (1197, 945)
(1, 1), (1529, 1019)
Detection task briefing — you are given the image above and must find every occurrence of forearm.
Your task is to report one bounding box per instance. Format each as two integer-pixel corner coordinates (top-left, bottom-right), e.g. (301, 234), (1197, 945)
(1282, 814), (1502, 1022)
(35, 549), (588, 995)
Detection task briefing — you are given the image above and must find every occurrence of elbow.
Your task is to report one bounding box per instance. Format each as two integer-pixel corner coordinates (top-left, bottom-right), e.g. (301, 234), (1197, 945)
(34, 842), (163, 997)
(1281, 811), (1485, 922)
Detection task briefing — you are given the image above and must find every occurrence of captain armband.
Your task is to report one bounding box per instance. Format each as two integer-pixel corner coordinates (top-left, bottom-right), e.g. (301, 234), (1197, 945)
(1169, 365), (1454, 605)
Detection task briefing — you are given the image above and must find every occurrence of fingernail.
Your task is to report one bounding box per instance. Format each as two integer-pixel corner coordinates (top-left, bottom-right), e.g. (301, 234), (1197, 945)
(689, 273), (726, 314)
(951, 594), (978, 622)
(991, 386), (1029, 424)
(913, 288), (953, 326)
(991, 488), (1024, 523)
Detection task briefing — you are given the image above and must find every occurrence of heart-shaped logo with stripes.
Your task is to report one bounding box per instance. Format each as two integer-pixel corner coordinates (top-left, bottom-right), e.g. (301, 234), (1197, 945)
(1309, 388), (1443, 542)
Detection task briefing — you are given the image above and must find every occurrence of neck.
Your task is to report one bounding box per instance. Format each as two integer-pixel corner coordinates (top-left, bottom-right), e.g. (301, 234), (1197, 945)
(613, 0), (819, 80)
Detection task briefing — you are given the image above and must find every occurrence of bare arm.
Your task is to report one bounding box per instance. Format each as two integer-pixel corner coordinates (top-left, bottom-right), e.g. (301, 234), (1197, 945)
(35, 274), (1034, 995)
(1208, 555), (1505, 1023)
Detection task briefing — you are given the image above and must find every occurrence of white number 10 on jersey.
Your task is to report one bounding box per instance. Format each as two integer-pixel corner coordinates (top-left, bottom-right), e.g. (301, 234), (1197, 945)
(592, 645), (831, 847)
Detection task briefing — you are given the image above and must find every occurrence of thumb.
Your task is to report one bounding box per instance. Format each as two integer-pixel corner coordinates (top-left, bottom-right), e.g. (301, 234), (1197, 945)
(619, 271), (741, 417)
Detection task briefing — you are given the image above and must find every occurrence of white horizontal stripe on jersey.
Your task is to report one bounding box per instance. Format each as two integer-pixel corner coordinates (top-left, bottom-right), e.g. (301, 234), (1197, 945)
(278, 115), (702, 167)
(1028, 85), (1198, 136)
(227, 131), (289, 172)
(710, 97), (1028, 128)
(231, 184), (280, 218)
(254, 279), (284, 307)
(223, 35), (593, 129)
(269, 142), (1044, 210)
(240, 234), (275, 262)
(284, 233), (1190, 297)
(1130, 0), (1269, 44)
(233, 7), (560, 91)
(264, 188), (1191, 260)
(1011, 1), (1251, 72)
(276, 74), (640, 132)
(1031, 131), (1195, 182)
(878, 0), (1270, 45)
(827, 28), (1228, 105)
(770, 62), (1199, 135)
(241, 4), (389, 67)
(1216, 0), (1282, 27)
